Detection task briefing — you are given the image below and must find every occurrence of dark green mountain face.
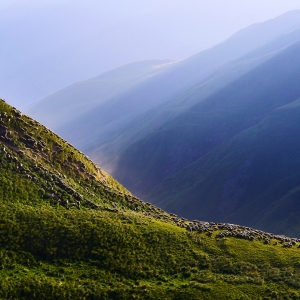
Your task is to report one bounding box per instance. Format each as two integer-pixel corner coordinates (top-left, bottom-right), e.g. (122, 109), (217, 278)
(3, 99), (300, 299)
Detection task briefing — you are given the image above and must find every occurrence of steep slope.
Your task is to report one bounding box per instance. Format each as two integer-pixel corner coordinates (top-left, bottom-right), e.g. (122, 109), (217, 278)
(150, 98), (300, 237)
(29, 10), (300, 146)
(2, 99), (300, 299)
(28, 59), (175, 129)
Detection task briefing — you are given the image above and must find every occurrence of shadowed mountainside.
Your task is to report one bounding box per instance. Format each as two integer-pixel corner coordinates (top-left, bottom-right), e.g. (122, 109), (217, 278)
(103, 32), (300, 203)
(82, 26), (300, 175)
(149, 98), (300, 237)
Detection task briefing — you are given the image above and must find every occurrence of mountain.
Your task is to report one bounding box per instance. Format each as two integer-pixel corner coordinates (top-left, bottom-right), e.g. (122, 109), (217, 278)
(82, 26), (300, 174)
(28, 10), (300, 141)
(28, 59), (176, 129)
(95, 35), (300, 237)
(150, 98), (300, 237)
(26, 12), (300, 238)
(27, 11), (300, 238)
(86, 27), (300, 188)
(2, 99), (300, 299)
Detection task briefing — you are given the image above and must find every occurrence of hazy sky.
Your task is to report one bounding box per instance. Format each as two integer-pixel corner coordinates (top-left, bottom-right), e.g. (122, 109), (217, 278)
(1, 0), (300, 108)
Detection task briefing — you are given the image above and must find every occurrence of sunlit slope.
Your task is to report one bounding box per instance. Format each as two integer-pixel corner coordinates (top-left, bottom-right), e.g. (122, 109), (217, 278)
(1, 99), (300, 299)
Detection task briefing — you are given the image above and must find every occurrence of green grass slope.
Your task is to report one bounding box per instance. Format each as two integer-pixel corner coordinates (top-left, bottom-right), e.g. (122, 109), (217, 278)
(2, 99), (300, 299)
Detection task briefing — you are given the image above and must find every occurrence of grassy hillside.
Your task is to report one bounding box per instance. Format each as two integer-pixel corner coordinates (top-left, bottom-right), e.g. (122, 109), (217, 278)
(1, 99), (300, 299)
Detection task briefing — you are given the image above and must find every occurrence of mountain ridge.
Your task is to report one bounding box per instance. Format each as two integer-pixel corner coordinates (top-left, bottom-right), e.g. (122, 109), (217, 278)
(29, 59), (176, 129)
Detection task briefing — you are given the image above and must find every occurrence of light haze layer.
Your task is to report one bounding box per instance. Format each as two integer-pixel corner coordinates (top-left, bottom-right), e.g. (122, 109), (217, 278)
(2, 0), (300, 108)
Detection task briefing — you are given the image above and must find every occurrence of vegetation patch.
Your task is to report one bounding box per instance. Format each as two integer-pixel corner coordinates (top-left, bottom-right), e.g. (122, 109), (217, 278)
(0, 99), (300, 298)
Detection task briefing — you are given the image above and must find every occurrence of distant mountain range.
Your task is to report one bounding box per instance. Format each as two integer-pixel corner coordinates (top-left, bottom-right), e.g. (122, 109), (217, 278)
(29, 59), (176, 128)
(148, 41), (300, 237)
(28, 10), (300, 236)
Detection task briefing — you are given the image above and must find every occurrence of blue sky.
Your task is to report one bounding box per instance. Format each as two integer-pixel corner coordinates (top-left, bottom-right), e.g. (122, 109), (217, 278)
(2, 0), (300, 108)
